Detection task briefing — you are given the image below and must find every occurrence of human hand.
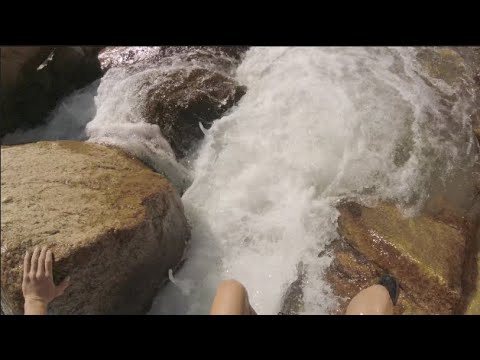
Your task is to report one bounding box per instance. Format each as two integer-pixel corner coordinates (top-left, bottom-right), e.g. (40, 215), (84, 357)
(22, 246), (70, 315)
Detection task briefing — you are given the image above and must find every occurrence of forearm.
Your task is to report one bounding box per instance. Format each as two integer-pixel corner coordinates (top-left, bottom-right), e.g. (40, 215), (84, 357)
(24, 298), (48, 315)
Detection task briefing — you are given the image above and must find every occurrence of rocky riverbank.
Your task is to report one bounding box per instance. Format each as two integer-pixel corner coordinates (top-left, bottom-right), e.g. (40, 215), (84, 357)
(1, 46), (479, 315)
(1, 141), (190, 314)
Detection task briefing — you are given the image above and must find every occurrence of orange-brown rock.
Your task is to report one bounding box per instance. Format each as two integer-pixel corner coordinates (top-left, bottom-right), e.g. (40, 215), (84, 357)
(327, 201), (469, 314)
(1, 141), (190, 314)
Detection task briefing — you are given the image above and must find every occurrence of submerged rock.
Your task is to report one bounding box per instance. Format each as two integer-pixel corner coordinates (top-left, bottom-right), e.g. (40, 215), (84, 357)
(97, 46), (248, 159)
(327, 201), (470, 314)
(280, 262), (306, 315)
(1, 141), (190, 314)
(417, 47), (480, 142)
(142, 67), (246, 158)
(416, 47), (467, 86)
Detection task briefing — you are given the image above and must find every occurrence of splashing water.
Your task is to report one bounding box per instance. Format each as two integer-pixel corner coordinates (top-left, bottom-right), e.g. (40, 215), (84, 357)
(3, 47), (478, 314)
(2, 47), (244, 192)
(149, 47), (478, 314)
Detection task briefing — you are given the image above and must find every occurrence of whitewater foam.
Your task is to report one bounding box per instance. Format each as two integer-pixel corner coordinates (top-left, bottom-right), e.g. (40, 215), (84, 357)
(3, 47), (477, 314)
(149, 47), (477, 314)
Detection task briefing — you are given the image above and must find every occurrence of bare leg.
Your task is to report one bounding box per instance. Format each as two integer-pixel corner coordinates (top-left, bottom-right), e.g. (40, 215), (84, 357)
(345, 284), (394, 315)
(210, 279), (257, 315)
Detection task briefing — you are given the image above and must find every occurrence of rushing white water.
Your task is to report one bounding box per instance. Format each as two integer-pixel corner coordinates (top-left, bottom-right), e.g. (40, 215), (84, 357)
(149, 47), (478, 314)
(3, 47), (478, 314)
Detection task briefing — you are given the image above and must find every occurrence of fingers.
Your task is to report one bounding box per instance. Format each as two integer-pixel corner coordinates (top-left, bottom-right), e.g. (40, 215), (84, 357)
(55, 276), (71, 297)
(23, 250), (30, 279)
(29, 246), (41, 277)
(45, 250), (53, 277)
(36, 246), (48, 277)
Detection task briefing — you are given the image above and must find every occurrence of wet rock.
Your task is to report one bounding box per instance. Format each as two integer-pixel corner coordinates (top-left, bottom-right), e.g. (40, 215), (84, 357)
(48, 47), (103, 102)
(97, 47), (248, 158)
(327, 201), (469, 314)
(325, 239), (427, 315)
(1, 141), (190, 314)
(463, 225), (480, 314)
(417, 47), (467, 86)
(142, 67), (246, 158)
(1, 47), (102, 137)
(0, 47), (54, 91)
(417, 47), (480, 131)
(280, 262), (306, 315)
(98, 46), (248, 73)
(459, 195), (480, 315)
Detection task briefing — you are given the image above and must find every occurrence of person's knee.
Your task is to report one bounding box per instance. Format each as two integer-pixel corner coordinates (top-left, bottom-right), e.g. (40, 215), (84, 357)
(346, 284), (393, 315)
(211, 279), (251, 315)
(217, 279), (247, 295)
